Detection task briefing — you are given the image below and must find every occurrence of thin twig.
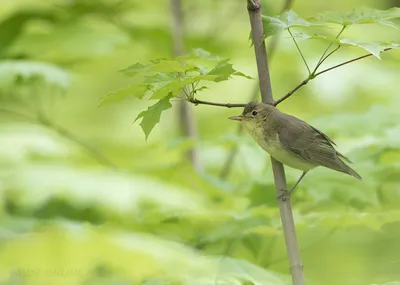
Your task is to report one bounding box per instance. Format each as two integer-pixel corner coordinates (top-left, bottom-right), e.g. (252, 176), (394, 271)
(314, 48), (393, 77)
(0, 108), (119, 169)
(275, 48), (393, 105)
(274, 78), (310, 106)
(288, 28), (311, 75)
(189, 98), (246, 108)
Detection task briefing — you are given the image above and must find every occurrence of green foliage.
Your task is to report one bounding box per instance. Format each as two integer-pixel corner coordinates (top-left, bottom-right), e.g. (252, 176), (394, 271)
(103, 51), (251, 139)
(1, 2), (400, 285)
(0, 10), (56, 57)
(134, 96), (173, 140)
(262, 8), (400, 61)
(314, 6), (400, 27)
(0, 61), (70, 107)
(295, 33), (399, 59)
(0, 61), (70, 90)
(262, 10), (321, 38)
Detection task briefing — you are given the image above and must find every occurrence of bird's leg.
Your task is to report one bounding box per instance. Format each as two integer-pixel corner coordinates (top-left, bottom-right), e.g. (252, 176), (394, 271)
(288, 171), (307, 195)
(276, 171), (308, 200)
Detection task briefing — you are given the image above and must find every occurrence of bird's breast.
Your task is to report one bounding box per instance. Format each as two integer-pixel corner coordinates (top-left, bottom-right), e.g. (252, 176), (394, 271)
(244, 124), (315, 171)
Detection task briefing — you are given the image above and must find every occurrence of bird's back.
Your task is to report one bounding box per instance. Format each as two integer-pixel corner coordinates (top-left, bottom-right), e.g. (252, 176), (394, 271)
(271, 109), (361, 180)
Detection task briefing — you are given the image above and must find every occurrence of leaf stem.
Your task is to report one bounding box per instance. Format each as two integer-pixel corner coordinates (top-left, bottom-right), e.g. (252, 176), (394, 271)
(315, 45), (341, 71)
(288, 28), (311, 75)
(314, 48), (392, 77)
(312, 25), (346, 75)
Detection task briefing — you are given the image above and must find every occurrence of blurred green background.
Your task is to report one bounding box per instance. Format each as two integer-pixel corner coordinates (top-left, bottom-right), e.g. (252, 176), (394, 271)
(0, 0), (400, 285)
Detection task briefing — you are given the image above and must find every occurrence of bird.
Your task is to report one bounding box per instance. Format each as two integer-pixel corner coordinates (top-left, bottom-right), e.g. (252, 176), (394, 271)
(229, 101), (361, 195)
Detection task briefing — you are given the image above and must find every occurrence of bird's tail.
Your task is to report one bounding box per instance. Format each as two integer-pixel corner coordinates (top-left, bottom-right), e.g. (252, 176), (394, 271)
(341, 163), (362, 180)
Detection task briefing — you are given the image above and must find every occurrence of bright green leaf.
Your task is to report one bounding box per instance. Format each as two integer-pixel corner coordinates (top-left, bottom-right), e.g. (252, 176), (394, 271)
(148, 75), (219, 99)
(234, 71), (254, 79)
(150, 60), (195, 73)
(144, 73), (178, 83)
(180, 75), (219, 85)
(207, 59), (236, 82)
(314, 7), (400, 28)
(262, 10), (322, 39)
(297, 33), (399, 59)
(100, 84), (149, 105)
(134, 96), (172, 140)
(120, 62), (152, 75)
(189, 48), (221, 61)
(149, 84), (182, 99)
(339, 40), (399, 59)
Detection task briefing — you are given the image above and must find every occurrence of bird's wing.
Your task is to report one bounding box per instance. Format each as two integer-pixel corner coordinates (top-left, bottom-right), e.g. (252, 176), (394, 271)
(276, 113), (344, 169)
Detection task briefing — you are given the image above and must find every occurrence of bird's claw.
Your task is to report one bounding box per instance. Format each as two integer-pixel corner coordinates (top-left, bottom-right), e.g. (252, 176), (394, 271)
(276, 189), (290, 201)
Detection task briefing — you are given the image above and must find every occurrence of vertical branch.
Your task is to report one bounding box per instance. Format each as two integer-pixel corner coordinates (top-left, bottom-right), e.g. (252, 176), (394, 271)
(170, 0), (201, 171)
(246, 1), (305, 285)
(219, 0), (291, 179)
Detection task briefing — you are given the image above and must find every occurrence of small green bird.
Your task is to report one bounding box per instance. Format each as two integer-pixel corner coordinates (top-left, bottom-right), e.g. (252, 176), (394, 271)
(229, 101), (361, 194)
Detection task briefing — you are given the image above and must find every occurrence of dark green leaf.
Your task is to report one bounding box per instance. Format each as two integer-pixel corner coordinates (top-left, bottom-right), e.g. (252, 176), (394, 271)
(207, 59), (236, 82)
(134, 96), (172, 140)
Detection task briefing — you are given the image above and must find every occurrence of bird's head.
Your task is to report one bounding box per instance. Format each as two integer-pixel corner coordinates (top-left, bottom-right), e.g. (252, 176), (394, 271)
(228, 101), (273, 129)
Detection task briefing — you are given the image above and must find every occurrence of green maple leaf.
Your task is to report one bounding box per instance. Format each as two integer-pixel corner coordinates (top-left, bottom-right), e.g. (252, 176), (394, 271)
(314, 6), (400, 28)
(296, 33), (400, 59)
(100, 83), (150, 105)
(262, 10), (322, 39)
(134, 96), (172, 140)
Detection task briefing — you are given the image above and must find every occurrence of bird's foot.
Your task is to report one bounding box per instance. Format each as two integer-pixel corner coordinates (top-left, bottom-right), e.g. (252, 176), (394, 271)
(276, 189), (291, 201)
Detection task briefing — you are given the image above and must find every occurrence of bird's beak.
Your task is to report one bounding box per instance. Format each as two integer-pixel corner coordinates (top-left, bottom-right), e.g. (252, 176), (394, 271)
(228, 115), (243, 121)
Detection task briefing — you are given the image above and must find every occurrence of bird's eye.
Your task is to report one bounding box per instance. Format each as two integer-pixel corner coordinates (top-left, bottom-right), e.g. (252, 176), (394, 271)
(252, 110), (258, 116)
